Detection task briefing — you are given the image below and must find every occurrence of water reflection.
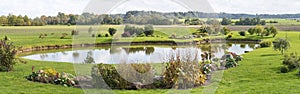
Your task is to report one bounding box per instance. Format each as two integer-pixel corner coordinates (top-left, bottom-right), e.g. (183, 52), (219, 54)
(22, 43), (259, 64)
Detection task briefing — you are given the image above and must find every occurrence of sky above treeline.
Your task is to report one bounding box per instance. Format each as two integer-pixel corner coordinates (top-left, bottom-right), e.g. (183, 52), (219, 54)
(1, 0), (300, 18)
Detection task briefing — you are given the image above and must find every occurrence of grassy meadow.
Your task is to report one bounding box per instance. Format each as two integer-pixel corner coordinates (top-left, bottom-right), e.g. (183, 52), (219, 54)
(1, 25), (300, 93)
(0, 25), (200, 48)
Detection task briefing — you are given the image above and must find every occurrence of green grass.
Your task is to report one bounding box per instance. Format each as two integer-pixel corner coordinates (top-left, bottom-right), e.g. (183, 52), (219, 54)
(265, 19), (300, 26)
(1, 25), (300, 93)
(0, 25), (199, 48)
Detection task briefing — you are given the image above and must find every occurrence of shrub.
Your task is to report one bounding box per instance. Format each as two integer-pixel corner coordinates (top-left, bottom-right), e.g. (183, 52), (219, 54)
(39, 34), (45, 39)
(144, 25), (154, 36)
(124, 25), (145, 36)
(92, 63), (154, 89)
(122, 32), (131, 37)
(260, 41), (272, 48)
(60, 33), (68, 39)
(221, 27), (231, 35)
(71, 30), (79, 36)
(0, 40), (26, 72)
(26, 68), (77, 87)
(270, 26), (278, 37)
(280, 66), (289, 73)
(238, 31), (246, 36)
(248, 28), (255, 35)
(201, 64), (212, 74)
(162, 52), (206, 89)
(273, 38), (290, 54)
(226, 34), (232, 39)
(169, 33), (176, 39)
(225, 57), (238, 68)
(235, 55), (243, 62)
(91, 34), (96, 37)
(105, 34), (109, 37)
(108, 28), (117, 36)
(137, 33), (146, 37)
(282, 52), (300, 71)
(4, 36), (9, 41)
(97, 34), (102, 37)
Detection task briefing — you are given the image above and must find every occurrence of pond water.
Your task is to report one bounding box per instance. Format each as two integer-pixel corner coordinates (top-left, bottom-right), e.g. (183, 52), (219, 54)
(22, 43), (259, 64)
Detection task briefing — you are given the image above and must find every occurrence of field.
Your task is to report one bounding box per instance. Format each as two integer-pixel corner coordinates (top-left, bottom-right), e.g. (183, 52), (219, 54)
(0, 25), (201, 48)
(1, 25), (300, 93)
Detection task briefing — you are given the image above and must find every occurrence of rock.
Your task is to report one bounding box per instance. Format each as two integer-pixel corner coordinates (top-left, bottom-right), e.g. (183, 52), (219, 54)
(131, 82), (144, 90)
(74, 76), (93, 88)
(153, 76), (164, 82)
(206, 74), (212, 80)
(218, 66), (226, 70)
(208, 64), (217, 71)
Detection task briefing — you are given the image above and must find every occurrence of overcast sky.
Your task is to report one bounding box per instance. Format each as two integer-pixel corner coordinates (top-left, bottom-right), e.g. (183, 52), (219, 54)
(1, 0), (300, 18)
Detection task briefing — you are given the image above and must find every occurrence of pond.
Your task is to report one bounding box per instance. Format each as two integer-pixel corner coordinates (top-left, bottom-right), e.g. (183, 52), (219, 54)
(22, 43), (259, 64)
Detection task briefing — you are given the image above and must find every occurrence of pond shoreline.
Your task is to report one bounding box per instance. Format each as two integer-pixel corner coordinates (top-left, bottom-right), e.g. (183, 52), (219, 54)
(18, 38), (261, 54)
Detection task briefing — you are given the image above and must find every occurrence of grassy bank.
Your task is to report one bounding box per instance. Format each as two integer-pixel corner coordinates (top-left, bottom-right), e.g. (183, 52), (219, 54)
(1, 25), (300, 93)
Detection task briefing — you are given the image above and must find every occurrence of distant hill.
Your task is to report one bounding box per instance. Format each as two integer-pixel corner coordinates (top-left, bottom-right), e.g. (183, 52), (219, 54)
(123, 11), (300, 19)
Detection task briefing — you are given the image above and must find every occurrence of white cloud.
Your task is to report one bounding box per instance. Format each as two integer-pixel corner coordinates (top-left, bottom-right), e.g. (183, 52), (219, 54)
(110, 0), (190, 14)
(0, 0), (90, 18)
(208, 0), (300, 14)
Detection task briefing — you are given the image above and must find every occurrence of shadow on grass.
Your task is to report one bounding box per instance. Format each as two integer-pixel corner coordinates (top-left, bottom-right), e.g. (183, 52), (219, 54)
(246, 35), (273, 40)
(269, 66), (282, 73)
(260, 54), (281, 57)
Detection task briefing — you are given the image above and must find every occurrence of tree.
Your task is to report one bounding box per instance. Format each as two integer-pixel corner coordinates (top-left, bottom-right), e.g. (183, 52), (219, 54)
(221, 27), (231, 35)
(184, 19), (190, 25)
(270, 26), (278, 37)
(235, 17), (266, 25)
(0, 16), (8, 26)
(255, 25), (264, 37)
(248, 28), (255, 35)
(103, 15), (113, 24)
(23, 15), (29, 22)
(23, 15), (31, 26)
(124, 25), (135, 35)
(273, 38), (290, 55)
(0, 40), (26, 71)
(57, 12), (67, 24)
(238, 31), (246, 36)
(68, 14), (78, 25)
(114, 16), (123, 25)
(144, 25), (154, 36)
(198, 26), (213, 34)
(7, 14), (17, 26)
(108, 28), (117, 36)
(264, 27), (271, 36)
(124, 25), (144, 36)
(135, 27), (144, 36)
(15, 16), (24, 26)
(221, 17), (231, 25)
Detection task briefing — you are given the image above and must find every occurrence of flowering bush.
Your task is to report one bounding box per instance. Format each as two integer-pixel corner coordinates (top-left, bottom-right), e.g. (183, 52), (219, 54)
(26, 67), (77, 87)
(225, 57), (238, 68)
(201, 64), (212, 74)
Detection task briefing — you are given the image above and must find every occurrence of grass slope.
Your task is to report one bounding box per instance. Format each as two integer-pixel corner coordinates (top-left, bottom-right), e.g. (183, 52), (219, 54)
(1, 26), (300, 93)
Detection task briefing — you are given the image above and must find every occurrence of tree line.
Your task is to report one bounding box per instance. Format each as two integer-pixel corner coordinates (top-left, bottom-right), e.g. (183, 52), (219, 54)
(1, 11), (299, 26)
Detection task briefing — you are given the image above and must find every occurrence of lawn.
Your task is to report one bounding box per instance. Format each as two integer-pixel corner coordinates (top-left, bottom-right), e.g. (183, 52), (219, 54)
(1, 25), (300, 93)
(0, 25), (199, 48)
